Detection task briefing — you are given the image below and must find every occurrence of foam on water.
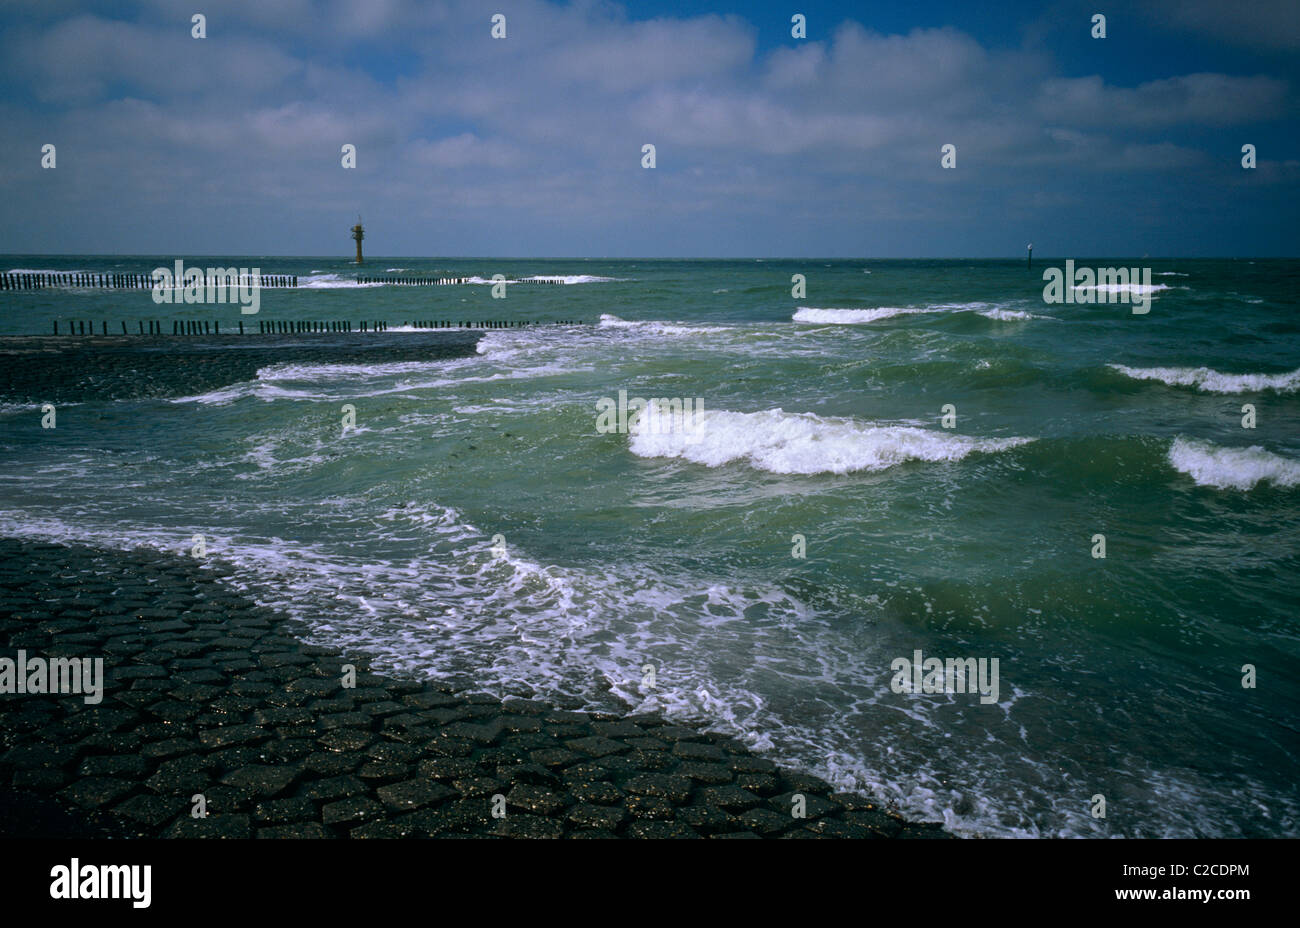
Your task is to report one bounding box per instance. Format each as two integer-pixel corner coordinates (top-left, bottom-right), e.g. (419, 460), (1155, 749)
(628, 407), (1032, 475)
(928, 301), (999, 311)
(461, 274), (623, 285)
(793, 307), (933, 324)
(0, 507), (1042, 836)
(297, 273), (384, 289)
(977, 308), (1053, 321)
(1168, 438), (1300, 490)
(387, 325), (468, 333)
(1110, 364), (1300, 394)
(1, 502), (1266, 838)
(169, 381), (329, 405)
(793, 303), (1025, 324)
(257, 359), (476, 382)
(161, 338), (590, 405)
(5, 268), (93, 275)
(1072, 283), (1171, 295)
(521, 275), (623, 284)
(597, 314), (730, 336)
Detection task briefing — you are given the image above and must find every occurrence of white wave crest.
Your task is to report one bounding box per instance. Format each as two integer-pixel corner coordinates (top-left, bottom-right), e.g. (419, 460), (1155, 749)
(462, 274), (621, 285)
(598, 314), (729, 336)
(1072, 283), (1170, 295)
(1168, 438), (1300, 490)
(5, 268), (93, 275)
(629, 407), (1032, 475)
(520, 275), (623, 284)
(298, 273), (384, 289)
(793, 303), (1018, 324)
(793, 307), (932, 324)
(1110, 364), (1300, 394)
(978, 309), (1052, 321)
(257, 360), (469, 382)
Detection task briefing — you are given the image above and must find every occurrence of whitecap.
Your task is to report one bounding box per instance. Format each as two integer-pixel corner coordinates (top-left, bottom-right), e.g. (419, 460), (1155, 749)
(1169, 438), (1300, 490)
(1110, 364), (1300, 394)
(628, 407), (1031, 475)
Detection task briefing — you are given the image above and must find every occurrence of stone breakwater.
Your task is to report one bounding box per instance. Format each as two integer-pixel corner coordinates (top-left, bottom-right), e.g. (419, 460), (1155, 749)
(0, 331), (483, 405)
(0, 539), (952, 839)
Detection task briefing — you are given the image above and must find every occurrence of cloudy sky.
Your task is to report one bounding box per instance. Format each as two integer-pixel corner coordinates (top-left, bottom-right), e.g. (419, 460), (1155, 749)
(1, 0), (1296, 257)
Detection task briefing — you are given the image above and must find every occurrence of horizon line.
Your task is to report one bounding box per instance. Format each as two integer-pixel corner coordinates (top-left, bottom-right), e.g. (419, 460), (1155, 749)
(2, 253), (1297, 261)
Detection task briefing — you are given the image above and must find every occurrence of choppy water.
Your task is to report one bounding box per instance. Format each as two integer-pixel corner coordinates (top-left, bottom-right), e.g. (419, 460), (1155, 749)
(2, 255), (1298, 837)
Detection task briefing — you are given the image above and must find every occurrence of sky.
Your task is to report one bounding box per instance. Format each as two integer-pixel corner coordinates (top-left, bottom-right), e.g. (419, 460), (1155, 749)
(0, 0), (1296, 257)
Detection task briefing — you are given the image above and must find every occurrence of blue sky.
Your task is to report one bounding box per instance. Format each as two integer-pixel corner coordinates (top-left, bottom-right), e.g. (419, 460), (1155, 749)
(0, 0), (1296, 257)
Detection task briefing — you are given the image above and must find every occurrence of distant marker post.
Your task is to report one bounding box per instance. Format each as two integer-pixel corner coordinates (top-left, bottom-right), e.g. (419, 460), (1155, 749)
(1027, 244), (1033, 270)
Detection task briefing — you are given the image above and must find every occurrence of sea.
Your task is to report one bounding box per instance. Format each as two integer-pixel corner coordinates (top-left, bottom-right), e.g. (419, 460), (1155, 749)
(1, 255), (1297, 838)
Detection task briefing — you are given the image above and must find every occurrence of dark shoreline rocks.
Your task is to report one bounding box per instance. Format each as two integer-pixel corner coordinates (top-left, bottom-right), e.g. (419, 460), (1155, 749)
(0, 538), (953, 839)
(0, 332), (482, 405)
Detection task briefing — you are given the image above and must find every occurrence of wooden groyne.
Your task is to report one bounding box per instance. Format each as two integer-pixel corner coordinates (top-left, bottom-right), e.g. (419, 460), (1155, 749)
(359, 276), (468, 285)
(3, 273), (573, 290)
(1, 273), (297, 290)
(46, 319), (581, 335)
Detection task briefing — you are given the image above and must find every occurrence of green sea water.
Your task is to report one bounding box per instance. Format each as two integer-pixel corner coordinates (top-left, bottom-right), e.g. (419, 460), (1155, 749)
(1, 255), (1297, 837)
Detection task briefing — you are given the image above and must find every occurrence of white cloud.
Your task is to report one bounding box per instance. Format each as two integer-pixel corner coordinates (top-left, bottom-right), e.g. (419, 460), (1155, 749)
(0, 0), (1293, 255)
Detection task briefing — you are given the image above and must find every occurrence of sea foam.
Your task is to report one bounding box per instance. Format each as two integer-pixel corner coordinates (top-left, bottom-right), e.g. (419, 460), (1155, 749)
(521, 274), (622, 284)
(978, 308), (1052, 321)
(793, 307), (932, 324)
(1111, 364), (1300, 394)
(1072, 283), (1171, 296)
(1168, 438), (1300, 490)
(629, 407), (1031, 475)
(793, 303), (1042, 324)
(598, 314), (729, 336)
(297, 273), (383, 289)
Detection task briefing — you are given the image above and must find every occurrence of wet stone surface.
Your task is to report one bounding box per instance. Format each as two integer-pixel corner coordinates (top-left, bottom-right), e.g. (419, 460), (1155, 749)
(0, 539), (953, 839)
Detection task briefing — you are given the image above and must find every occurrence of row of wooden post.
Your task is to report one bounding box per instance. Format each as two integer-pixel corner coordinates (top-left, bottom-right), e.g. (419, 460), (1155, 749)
(50, 319), (582, 335)
(400, 320), (577, 328)
(2, 273), (297, 290)
(4, 273), (580, 290)
(358, 276), (470, 285)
